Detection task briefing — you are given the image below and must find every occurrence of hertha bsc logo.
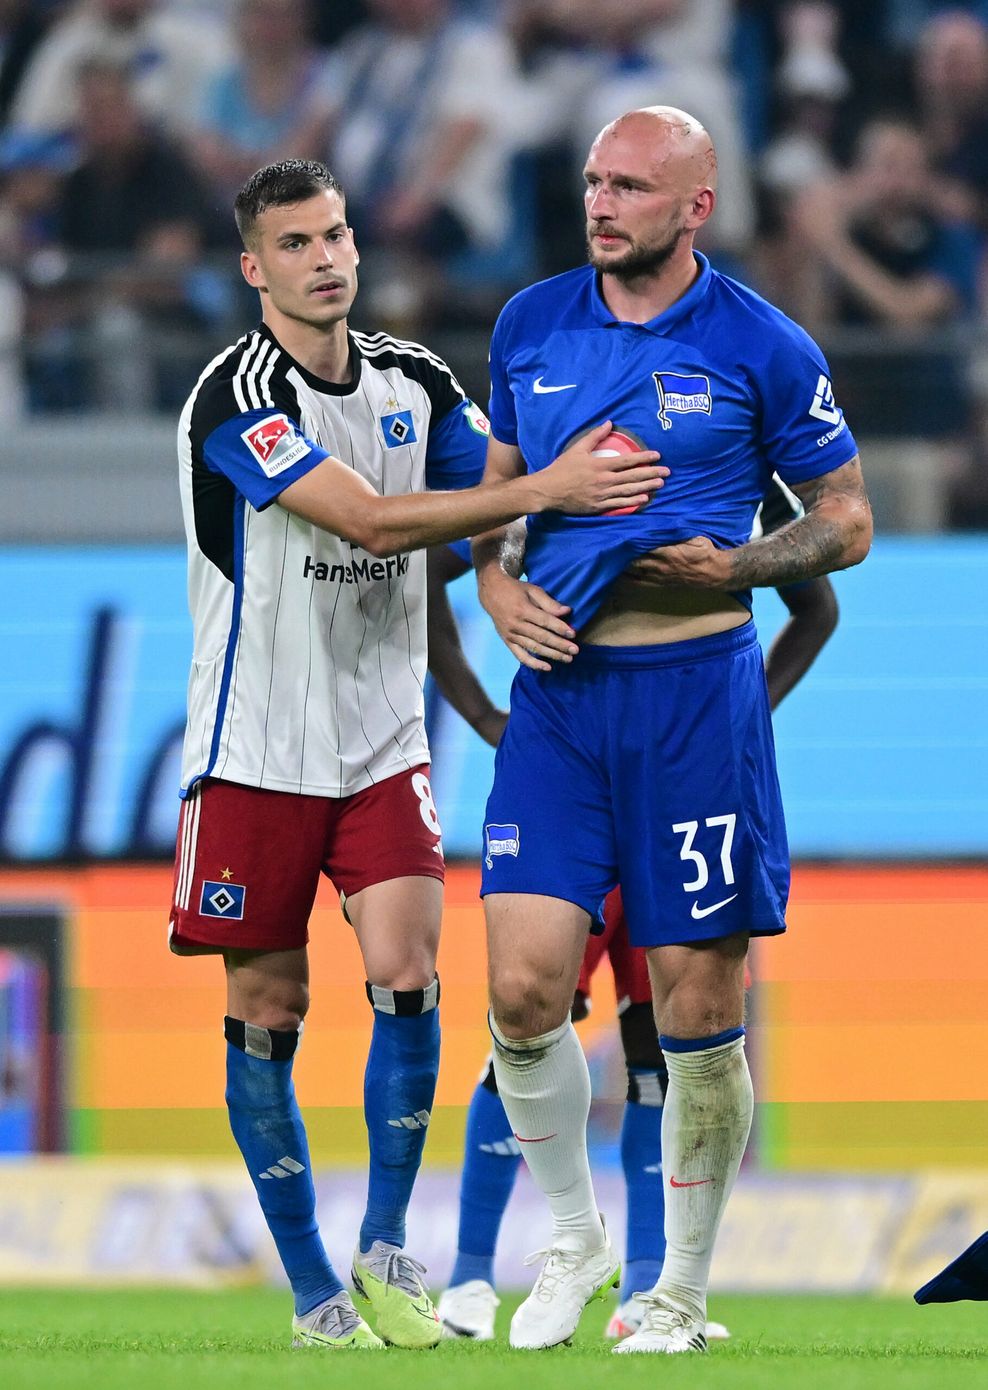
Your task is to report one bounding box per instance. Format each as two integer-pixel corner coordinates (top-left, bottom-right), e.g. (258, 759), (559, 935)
(241, 413), (311, 478)
(652, 372), (712, 430)
(485, 823), (520, 869)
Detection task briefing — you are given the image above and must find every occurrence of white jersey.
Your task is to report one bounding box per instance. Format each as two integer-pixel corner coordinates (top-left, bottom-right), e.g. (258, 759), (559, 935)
(177, 324), (488, 799)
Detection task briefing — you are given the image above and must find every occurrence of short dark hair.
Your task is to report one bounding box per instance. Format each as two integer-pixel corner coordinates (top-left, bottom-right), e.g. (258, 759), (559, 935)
(234, 159), (346, 248)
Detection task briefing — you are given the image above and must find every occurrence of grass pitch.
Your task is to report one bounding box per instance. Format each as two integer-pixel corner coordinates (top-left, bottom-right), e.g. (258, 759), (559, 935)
(2, 1288), (985, 1390)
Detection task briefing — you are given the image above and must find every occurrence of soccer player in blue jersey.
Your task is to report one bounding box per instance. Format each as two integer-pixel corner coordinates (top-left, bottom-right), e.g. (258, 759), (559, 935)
(430, 504), (838, 1344)
(472, 106), (872, 1353)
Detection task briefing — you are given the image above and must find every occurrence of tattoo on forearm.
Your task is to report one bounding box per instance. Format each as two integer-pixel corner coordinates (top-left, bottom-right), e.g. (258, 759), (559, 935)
(731, 458), (871, 587)
(729, 515), (846, 587)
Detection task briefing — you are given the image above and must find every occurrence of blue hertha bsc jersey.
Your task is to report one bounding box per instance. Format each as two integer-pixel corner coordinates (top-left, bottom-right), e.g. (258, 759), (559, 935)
(489, 254), (859, 630)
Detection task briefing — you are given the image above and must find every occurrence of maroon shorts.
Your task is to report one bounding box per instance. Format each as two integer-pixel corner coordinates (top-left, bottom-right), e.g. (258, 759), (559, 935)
(577, 888), (651, 1007)
(168, 765), (444, 954)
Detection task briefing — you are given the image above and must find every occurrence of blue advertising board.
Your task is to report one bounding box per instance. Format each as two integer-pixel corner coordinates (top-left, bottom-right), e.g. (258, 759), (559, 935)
(1, 538), (986, 859)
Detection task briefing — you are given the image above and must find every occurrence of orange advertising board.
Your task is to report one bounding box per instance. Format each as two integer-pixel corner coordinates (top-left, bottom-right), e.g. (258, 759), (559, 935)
(1, 861), (986, 1168)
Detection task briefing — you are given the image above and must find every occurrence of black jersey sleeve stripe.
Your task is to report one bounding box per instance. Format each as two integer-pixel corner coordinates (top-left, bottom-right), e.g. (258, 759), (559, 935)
(353, 332), (466, 420)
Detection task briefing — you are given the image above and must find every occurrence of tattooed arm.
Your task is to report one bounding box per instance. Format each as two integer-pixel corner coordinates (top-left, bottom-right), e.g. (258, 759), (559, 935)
(625, 456), (872, 590)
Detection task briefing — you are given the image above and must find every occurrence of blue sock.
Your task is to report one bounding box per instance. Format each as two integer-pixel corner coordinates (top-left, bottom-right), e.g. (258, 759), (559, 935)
(224, 1017), (342, 1316)
(449, 1065), (522, 1288)
(621, 1066), (667, 1300)
(359, 977), (441, 1252)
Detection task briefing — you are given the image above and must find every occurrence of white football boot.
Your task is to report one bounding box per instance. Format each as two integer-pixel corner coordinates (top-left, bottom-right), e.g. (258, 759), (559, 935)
(510, 1238), (620, 1349)
(606, 1295), (730, 1342)
(611, 1291), (708, 1354)
(438, 1280), (500, 1340)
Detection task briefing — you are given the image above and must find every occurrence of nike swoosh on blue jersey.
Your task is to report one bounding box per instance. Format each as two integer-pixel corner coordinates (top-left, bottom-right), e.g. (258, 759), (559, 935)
(690, 894), (738, 920)
(533, 376), (577, 394)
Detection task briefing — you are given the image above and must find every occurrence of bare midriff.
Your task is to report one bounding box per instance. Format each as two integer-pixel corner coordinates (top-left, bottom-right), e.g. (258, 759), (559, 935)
(580, 577), (751, 646)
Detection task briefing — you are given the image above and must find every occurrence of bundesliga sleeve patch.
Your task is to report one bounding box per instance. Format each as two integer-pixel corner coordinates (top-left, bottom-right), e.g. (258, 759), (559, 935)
(199, 879), (246, 919)
(240, 413), (312, 478)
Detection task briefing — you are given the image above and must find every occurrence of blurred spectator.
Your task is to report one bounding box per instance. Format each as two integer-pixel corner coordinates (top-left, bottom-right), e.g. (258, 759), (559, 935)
(0, 129), (77, 417)
(754, 2), (850, 303)
(323, 0), (517, 326)
(0, 0), (54, 125)
(8, 0), (231, 141)
(45, 60), (215, 410)
(760, 2), (850, 196)
(190, 0), (330, 208)
(914, 9), (988, 231)
(0, 127), (72, 266)
(788, 117), (981, 434)
(790, 118), (979, 329)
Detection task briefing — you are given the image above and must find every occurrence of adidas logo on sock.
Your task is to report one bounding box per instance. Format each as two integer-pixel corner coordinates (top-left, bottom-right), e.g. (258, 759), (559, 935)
(643, 1162), (663, 1174)
(480, 1137), (521, 1156)
(258, 1155), (306, 1180)
(387, 1110), (431, 1130)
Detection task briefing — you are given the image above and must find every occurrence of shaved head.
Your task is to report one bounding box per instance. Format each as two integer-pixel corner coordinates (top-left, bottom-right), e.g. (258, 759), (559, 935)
(592, 106), (718, 194)
(583, 106), (717, 284)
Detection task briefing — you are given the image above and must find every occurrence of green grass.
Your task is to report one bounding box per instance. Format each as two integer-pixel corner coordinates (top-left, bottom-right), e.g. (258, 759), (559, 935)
(2, 1289), (986, 1390)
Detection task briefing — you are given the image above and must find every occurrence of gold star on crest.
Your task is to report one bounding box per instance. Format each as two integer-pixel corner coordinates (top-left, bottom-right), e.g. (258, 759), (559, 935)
(220, 867), (233, 881)
(384, 396), (399, 411)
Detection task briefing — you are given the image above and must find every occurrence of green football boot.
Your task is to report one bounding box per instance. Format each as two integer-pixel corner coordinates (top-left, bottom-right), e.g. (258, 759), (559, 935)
(292, 1290), (385, 1349)
(351, 1240), (442, 1348)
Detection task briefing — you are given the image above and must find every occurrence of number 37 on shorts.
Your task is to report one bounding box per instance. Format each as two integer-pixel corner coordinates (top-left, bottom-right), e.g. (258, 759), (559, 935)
(672, 814), (739, 921)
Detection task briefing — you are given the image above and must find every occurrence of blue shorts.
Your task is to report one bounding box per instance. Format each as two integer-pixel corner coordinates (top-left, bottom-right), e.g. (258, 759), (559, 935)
(480, 623), (789, 948)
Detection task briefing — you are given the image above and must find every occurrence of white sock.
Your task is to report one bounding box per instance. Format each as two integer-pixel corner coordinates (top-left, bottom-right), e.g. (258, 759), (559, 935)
(654, 1031), (753, 1318)
(489, 1013), (605, 1253)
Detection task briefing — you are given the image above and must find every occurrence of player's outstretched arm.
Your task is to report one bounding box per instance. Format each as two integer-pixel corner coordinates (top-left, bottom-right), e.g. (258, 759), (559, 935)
(764, 576), (839, 709)
(472, 440), (583, 673)
(279, 424), (665, 558)
(625, 456), (872, 591)
(426, 545), (508, 748)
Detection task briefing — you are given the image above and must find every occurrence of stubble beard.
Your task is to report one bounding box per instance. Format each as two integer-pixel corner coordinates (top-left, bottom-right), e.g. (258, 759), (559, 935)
(275, 280), (356, 333)
(586, 223), (685, 281)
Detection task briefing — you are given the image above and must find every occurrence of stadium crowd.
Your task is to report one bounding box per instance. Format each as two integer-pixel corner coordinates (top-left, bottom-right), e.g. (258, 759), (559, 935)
(1, 0), (987, 523)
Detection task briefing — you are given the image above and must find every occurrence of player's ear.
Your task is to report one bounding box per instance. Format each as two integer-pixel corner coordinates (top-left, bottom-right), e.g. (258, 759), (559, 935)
(686, 187), (716, 230)
(350, 229), (359, 266)
(241, 249), (268, 293)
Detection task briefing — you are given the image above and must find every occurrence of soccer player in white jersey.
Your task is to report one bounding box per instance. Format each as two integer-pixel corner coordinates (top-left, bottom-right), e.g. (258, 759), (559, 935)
(473, 109), (872, 1353)
(166, 159), (666, 1352)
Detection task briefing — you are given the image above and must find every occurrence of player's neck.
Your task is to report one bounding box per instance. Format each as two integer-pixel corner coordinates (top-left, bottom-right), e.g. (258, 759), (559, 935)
(264, 311), (353, 384)
(599, 244), (700, 326)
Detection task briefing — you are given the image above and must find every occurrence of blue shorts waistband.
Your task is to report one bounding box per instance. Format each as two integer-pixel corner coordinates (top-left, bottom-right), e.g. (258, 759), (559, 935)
(575, 620), (757, 669)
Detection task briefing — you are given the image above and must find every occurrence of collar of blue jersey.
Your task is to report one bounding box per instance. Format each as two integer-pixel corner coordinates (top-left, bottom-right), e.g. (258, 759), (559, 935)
(589, 251), (713, 334)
